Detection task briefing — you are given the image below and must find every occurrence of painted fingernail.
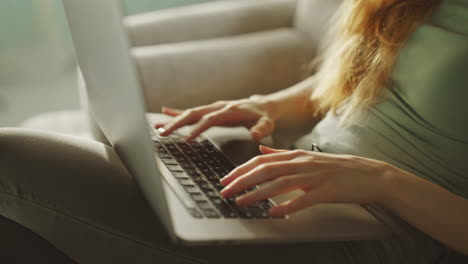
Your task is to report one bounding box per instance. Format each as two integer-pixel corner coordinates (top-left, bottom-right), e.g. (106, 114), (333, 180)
(251, 130), (259, 137)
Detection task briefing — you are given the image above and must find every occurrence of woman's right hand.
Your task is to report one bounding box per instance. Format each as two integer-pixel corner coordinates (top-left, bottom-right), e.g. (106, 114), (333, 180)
(155, 96), (278, 142)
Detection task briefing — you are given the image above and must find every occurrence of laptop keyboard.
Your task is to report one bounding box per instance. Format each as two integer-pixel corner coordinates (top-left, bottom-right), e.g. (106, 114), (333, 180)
(152, 130), (281, 219)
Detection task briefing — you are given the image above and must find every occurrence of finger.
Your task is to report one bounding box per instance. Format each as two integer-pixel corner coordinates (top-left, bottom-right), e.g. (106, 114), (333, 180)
(259, 145), (289, 154)
(161, 105), (222, 136)
(162, 106), (184, 117)
(220, 160), (307, 198)
(249, 116), (274, 141)
(233, 174), (307, 207)
(269, 190), (327, 216)
(220, 149), (306, 186)
(184, 109), (230, 141)
(154, 123), (166, 129)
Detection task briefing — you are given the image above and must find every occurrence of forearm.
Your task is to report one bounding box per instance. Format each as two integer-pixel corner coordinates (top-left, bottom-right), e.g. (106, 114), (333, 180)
(250, 75), (320, 126)
(382, 166), (468, 254)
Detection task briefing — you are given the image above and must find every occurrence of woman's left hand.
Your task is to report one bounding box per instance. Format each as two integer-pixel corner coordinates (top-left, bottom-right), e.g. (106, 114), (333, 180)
(220, 146), (394, 216)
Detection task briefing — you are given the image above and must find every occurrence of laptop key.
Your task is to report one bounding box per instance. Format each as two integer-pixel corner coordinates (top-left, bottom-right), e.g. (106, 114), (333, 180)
(198, 182), (212, 190)
(192, 161), (205, 168)
(172, 172), (189, 179)
(167, 165), (184, 172)
(199, 168), (213, 175)
(196, 201), (213, 210)
(199, 153), (211, 159)
(159, 138), (172, 144)
(202, 209), (220, 218)
(187, 208), (203, 218)
(191, 176), (205, 183)
(164, 143), (177, 149)
(238, 208), (255, 219)
(184, 185), (199, 193)
(155, 146), (167, 153)
(212, 200), (238, 218)
(259, 200), (273, 209)
(179, 162), (195, 169)
(177, 178), (194, 186)
(218, 209), (238, 218)
(190, 193), (207, 202)
(211, 182), (224, 190)
(157, 153), (172, 159)
(248, 207), (270, 218)
(160, 158), (178, 165)
(175, 156), (189, 163)
(206, 159), (218, 165)
(203, 189), (219, 198)
(184, 169), (200, 176)
(170, 150), (184, 157)
(206, 174), (219, 181)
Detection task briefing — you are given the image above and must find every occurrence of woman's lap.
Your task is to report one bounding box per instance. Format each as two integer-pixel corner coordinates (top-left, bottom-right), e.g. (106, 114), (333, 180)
(0, 128), (444, 264)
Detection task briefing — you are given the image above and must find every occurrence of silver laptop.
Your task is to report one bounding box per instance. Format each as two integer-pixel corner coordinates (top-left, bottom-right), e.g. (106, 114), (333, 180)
(62, 0), (388, 245)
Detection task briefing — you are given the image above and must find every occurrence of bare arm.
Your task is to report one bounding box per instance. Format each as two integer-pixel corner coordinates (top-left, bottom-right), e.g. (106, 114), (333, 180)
(253, 75), (320, 129)
(220, 147), (468, 255)
(157, 75), (319, 141)
(383, 167), (468, 254)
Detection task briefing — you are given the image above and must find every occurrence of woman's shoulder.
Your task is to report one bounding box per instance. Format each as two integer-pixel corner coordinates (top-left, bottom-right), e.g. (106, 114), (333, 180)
(429, 0), (468, 35)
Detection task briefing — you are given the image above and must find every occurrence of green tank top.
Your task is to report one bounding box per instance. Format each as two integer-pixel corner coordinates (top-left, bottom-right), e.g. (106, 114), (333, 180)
(295, 0), (468, 198)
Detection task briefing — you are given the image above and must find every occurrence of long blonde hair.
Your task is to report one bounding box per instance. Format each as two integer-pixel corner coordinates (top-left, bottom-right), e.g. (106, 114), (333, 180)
(311, 0), (441, 121)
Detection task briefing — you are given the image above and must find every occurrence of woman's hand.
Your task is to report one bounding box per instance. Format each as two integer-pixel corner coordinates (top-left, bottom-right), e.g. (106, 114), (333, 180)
(155, 96), (278, 142)
(220, 146), (394, 216)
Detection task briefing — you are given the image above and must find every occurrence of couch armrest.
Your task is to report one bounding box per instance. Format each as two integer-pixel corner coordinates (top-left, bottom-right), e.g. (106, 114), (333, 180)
(124, 0), (297, 47)
(132, 28), (311, 112)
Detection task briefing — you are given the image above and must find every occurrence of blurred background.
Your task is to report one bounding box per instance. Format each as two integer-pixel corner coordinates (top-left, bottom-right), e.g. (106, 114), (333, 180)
(0, 0), (215, 127)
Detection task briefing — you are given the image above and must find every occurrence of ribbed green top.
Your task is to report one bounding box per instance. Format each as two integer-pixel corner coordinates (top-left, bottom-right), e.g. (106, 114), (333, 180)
(296, 0), (468, 198)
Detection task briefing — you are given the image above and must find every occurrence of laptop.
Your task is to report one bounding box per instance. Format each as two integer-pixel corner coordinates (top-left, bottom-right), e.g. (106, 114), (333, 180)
(62, 0), (389, 245)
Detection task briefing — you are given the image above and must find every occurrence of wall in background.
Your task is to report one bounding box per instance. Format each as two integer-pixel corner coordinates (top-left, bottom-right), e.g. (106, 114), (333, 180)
(0, 0), (214, 126)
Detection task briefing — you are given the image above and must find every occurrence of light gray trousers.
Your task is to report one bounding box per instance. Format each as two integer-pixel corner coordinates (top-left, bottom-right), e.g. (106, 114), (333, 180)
(0, 128), (446, 264)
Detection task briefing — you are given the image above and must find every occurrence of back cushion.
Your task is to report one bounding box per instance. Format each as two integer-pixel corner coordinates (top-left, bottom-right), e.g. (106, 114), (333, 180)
(294, 0), (343, 55)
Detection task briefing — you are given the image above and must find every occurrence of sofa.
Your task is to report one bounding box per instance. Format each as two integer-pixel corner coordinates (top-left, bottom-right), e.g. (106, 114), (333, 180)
(2, 1), (341, 261)
(3, 0), (466, 262)
(20, 0), (341, 146)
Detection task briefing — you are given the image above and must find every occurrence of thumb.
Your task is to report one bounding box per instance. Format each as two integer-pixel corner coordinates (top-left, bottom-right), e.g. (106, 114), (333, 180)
(259, 145), (288, 154)
(249, 116), (274, 141)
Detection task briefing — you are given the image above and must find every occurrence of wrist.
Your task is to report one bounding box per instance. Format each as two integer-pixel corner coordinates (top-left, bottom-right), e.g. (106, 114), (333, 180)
(249, 94), (281, 120)
(376, 163), (403, 209)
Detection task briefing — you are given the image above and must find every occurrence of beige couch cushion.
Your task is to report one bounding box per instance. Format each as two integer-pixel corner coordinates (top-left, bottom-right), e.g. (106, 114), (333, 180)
(294, 0), (343, 55)
(132, 29), (310, 112)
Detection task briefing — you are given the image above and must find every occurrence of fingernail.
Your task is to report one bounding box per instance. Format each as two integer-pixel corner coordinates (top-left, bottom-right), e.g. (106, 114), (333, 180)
(253, 131), (262, 140)
(259, 145), (269, 152)
(235, 196), (248, 207)
(220, 187), (233, 198)
(269, 208), (277, 216)
(219, 177), (228, 186)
